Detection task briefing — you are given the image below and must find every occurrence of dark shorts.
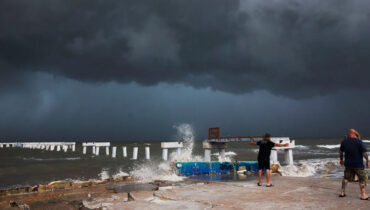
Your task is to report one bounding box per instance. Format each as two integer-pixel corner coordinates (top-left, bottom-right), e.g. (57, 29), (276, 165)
(258, 159), (270, 170)
(344, 167), (367, 185)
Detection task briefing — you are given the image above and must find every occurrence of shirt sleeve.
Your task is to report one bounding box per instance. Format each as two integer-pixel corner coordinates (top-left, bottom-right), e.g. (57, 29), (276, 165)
(269, 141), (275, 148)
(340, 141), (344, 152)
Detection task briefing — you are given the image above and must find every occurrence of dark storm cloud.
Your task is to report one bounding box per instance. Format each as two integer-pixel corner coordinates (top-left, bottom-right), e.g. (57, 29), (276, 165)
(1, 0), (370, 98)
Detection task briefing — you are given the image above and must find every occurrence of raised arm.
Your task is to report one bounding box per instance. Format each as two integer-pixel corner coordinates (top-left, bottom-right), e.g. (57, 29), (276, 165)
(274, 143), (289, 147)
(249, 141), (257, 146)
(339, 150), (344, 166)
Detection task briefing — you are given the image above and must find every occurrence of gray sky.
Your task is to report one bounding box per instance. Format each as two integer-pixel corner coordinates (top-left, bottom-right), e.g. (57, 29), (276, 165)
(1, 0), (369, 140)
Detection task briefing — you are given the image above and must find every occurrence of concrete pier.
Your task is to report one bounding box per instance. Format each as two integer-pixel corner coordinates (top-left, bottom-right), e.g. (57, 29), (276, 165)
(82, 142), (110, 156)
(161, 142), (184, 161)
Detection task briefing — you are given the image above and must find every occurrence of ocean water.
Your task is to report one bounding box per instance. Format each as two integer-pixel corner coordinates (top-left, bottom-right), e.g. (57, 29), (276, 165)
(1, 125), (369, 189)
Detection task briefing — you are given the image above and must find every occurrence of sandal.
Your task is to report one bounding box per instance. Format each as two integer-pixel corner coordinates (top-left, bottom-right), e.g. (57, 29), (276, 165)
(257, 183), (262, 186)
(266, 184), (273, 187)
(339, 194), (346, 197)
(360, 197), (369, 200)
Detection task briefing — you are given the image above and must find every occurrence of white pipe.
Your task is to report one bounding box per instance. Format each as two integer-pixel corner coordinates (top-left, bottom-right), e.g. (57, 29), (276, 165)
(122, 146), (127, 157)
(95, 146), (100, 156)
(112, 146), (117, 158)
(132, 147), (138, 160)
(145, 146), (150, 160)
(106, 147), (110, 156)
(92, 146), (96, 154)
(72, 145), (75, 152)
(162, 148), (168, 161)
(83, 146), (87, 154)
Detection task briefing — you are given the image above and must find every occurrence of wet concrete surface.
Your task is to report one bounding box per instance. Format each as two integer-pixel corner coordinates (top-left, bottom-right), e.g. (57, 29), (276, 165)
(0, 176), (369, 209)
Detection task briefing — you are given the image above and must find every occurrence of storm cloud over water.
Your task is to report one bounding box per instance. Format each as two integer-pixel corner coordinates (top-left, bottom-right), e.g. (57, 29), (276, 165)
(0, 0), (370, 139)
(2, 0), (370, 97)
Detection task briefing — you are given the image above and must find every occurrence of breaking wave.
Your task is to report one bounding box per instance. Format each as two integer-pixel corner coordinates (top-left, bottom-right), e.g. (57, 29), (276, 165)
(279, 158), (341, 177)
(316, 144), (340, 149)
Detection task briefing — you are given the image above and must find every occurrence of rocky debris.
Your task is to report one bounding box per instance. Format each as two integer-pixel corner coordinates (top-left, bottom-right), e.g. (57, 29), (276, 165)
(9, 200), (30, 210)
(0, 176), (133, 197)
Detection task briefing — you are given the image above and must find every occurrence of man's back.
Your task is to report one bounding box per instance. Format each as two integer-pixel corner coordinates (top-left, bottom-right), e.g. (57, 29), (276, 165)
(340, 138), (367, 168)
(257, 139), (275, 161)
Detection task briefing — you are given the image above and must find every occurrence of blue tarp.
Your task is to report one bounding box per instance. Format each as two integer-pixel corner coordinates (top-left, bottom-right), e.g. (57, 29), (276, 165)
(174, 161), (259, 176)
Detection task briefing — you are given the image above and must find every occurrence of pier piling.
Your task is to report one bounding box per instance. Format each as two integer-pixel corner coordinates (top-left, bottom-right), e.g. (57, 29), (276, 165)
(132, 147), (138, 160)
(122, 146), (127, 157)
(145, 145), (150, 160)
(112, 146), (117, 158)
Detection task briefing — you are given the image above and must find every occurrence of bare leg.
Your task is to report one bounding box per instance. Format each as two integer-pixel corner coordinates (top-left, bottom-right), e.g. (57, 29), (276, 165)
(340, 179), (348, 196)
(266, 169), (271, 186)
(258, 170), (262, 185)
(359, 183), (368, 199)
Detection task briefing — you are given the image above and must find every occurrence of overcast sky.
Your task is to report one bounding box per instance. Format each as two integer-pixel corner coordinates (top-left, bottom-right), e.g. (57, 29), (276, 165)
(1, 0), (369, 141)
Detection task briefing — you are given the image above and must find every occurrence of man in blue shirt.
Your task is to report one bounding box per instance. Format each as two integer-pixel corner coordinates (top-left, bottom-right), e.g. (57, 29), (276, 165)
(339, 129), (369, 200)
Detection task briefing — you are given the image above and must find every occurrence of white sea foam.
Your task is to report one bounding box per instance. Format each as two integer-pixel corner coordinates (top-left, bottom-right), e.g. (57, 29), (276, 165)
(211, 151), (237, 161)
(169, 123), (203, 162)
(279, 158), (340, 177)
(21, 157), (81, 161)
(130, 123), (194, 182)
(112, 170), (129, 178)
(130, 162), (184, 183)
(212, 151), (237, 156)
(98, 168), (110, 180)
(317, 144), (340, 149)
(295, 145), (309, 149)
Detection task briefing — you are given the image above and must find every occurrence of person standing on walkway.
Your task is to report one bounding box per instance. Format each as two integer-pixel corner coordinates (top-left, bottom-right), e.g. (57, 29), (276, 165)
(339, 128), (370, 200)
(250, 133), (288, 187)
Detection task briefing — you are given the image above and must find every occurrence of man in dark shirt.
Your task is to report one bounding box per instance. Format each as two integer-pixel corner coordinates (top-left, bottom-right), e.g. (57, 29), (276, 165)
(339, 129), (369, 200)
(250, 133), (289, 187)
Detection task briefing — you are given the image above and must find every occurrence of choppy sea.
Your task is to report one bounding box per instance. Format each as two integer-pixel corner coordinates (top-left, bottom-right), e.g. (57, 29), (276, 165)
(1, 124), (369, 189)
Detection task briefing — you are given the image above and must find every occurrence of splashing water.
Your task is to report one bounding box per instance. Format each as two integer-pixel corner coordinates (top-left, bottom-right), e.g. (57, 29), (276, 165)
(169, 123), (202, 161)
(130, 123), (198, 182)
(279, 158), (341, 177)
(130, 162), (184, 183)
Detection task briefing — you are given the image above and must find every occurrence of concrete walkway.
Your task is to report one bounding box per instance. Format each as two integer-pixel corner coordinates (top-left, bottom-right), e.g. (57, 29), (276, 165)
(1, 176), (369, 209)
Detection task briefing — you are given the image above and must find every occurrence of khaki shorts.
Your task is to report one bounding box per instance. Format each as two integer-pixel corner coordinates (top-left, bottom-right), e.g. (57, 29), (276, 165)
(344, 167), (367, 185)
